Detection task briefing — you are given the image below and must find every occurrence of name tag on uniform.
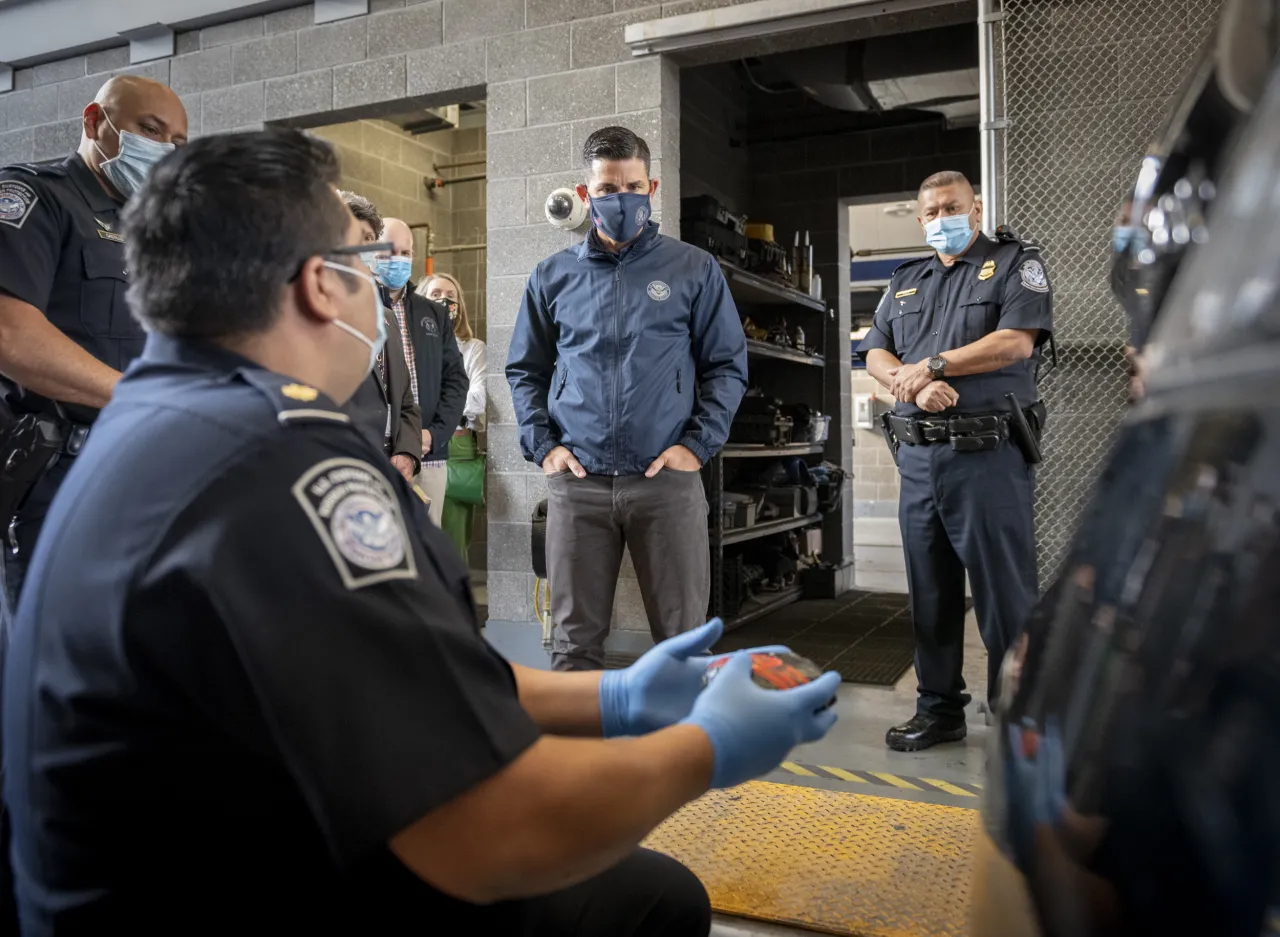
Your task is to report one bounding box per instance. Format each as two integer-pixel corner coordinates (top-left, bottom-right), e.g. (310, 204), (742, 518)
(894, 288), (917, 298)
(97, 229), (125, 243)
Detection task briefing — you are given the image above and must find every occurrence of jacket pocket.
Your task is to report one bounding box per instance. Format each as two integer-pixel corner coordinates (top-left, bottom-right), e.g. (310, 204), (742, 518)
(890, 294), (925, 350)
(79, 245), (133, 339)
(958, 299), (999, 344)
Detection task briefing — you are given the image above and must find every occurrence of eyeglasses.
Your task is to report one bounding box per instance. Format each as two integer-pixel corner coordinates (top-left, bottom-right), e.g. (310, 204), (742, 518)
(291, 241), (394, 281)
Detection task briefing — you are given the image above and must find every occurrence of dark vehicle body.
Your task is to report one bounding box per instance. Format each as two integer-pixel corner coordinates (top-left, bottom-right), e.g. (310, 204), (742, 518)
(972, 4), (1280, 935)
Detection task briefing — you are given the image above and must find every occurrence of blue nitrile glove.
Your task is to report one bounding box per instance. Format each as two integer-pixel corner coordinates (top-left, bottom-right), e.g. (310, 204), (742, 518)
(680, 652), (842, 789)
(597, 619), (790, 738)
(1003, 716), (1068, 870)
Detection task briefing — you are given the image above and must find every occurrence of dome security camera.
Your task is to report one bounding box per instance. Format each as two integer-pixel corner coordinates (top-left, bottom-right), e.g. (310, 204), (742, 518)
(545, 187), (588, 230)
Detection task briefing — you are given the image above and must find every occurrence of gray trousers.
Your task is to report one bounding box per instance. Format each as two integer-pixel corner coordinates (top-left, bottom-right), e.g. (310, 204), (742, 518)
(545, 469), (710, 671)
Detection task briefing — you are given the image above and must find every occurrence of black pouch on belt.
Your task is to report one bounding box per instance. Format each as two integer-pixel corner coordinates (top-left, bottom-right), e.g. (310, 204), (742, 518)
(1005, 394), (1044, 464)
(0, 413), (68, 538)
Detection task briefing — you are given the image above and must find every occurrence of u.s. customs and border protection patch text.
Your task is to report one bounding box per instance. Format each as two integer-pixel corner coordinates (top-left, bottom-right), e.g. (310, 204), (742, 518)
(292, 458), (417, 590)
(1019, 259), (1049, 293)
(0, 180), (38, 230)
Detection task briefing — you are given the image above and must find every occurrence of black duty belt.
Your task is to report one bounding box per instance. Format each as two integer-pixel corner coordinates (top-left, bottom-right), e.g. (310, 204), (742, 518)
(887, 412), (1008, 446)
(882, 400), (1046, 462)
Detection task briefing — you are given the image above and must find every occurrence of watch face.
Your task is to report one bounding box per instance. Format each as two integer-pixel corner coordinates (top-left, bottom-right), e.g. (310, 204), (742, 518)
(929, 356), (945, 374)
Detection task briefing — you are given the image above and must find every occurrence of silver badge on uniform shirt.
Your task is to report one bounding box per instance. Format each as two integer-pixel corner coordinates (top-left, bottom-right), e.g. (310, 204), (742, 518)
(0, 180), (38, 230)
(647, 280), (670, 301)
(1020, 259), (1050, 293)
(292, 457), (418, 590)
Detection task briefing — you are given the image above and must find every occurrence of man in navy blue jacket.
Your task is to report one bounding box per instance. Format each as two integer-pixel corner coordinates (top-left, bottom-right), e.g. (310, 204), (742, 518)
(507, 127), (747, 671)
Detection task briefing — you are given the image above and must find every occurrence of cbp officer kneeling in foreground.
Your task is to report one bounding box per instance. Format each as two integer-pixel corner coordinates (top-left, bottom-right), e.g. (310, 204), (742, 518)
(3, 129), (841, 937)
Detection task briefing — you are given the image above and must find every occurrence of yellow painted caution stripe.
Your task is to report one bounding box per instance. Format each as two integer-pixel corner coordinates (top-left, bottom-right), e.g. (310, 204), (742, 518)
(776, 762), (984, 799)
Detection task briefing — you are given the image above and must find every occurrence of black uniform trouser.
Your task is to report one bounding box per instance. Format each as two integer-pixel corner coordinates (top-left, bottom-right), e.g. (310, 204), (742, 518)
(362, 847), (711, 937)
(897, 437), (1038, 721)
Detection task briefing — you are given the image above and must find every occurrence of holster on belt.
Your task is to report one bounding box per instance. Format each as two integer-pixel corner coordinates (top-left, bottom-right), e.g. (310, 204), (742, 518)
(878, 411), (900, 466)
(0, 413), (69, 542)
(1005, 394), (1045, 465)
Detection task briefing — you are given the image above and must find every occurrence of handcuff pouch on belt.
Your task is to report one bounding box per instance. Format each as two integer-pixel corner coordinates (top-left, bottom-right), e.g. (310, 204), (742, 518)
(0, 412), (74, 547)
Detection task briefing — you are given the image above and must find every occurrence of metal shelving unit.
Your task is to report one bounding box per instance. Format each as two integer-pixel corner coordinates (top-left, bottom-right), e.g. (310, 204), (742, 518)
(724, 584), (804, 631)
(708, 262), (830, 629)
(723, 443), (824, 458)
(723, 514), (821, 546)
(745, 339), (824, 367)
(718, 261), (826, 312)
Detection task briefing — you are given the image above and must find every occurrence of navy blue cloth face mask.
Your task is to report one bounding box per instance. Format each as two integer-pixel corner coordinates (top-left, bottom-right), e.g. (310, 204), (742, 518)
(589, 191), (652, 242)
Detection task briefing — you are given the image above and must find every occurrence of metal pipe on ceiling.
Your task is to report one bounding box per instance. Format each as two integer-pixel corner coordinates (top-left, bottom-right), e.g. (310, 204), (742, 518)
(978, 0), (1005, 234)
(433, 158), (487, 171)
(426, 172), (487, 189)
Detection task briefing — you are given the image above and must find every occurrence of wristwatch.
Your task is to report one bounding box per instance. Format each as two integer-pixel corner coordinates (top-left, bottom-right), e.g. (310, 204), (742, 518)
(927, 355), (947, 379)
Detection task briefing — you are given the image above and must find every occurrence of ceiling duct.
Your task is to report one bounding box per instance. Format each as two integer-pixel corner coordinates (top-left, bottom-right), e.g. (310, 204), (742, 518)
(770, 23), (980, 127)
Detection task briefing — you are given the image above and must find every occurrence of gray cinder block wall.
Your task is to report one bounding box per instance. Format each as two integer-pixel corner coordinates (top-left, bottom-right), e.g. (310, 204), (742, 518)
(0, 0), (759, 638)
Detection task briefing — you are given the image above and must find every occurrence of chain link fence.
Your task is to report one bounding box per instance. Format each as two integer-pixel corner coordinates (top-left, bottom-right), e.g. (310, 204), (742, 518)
(996, 0), (1223, 585)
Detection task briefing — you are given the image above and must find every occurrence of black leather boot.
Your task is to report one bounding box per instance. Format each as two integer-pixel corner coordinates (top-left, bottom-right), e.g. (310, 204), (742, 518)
(885, 714), (967, 752)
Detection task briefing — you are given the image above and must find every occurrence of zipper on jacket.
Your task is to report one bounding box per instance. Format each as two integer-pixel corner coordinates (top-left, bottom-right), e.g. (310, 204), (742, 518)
(556, 369), (568, 400)
(611, 262), (623, 476)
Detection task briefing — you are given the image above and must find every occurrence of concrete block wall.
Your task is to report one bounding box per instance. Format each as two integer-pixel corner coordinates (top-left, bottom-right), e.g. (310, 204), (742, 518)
(311, 117), (455, 267)
(679, 63), (749, 214)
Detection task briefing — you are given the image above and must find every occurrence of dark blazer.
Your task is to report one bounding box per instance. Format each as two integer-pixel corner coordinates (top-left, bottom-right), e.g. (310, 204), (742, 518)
(384, 286), (467, 460)
(341, 308), (421, 471)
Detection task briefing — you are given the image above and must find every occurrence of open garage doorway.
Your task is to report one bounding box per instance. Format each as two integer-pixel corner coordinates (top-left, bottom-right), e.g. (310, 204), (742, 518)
(671, 5), (980, 685)
(308, 102), (490, 603)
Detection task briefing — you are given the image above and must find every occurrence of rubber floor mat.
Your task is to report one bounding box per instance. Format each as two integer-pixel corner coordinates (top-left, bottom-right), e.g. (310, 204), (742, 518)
(645, 780), (977, 937)
(714, 591), (971, 687)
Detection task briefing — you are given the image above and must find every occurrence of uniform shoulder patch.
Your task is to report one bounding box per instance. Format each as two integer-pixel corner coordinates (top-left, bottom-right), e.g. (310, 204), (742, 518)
(1019, 258), (1050, 293)
(293, 457), (418, 590)
(0, 180), (39, 229)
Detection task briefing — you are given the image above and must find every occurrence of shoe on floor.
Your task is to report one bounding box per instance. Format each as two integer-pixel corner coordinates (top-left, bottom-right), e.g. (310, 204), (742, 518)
(885, 714), (967, 752)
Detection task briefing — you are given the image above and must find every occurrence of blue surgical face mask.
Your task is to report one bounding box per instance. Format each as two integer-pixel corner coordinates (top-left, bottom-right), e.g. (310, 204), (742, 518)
(323, 261), (387, 374)
(1112, 226), (1135, 254)
(93, 110), (175, 200)
(589, 191), (652, 243)
(375, 256), (413, 291)
(924, 210), (976, 255)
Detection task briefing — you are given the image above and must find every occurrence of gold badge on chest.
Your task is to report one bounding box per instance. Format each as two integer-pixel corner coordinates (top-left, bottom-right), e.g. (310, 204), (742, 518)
(978, 260), (996, 281)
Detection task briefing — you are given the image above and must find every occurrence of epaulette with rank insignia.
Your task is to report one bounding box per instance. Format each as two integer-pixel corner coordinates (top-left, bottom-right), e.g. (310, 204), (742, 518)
(994, 225), (1041, 254)
(891, 255), (930, 275)
(238, 369), (350, 428)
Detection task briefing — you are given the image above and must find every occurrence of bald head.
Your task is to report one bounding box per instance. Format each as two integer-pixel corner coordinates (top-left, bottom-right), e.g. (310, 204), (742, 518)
(79, 75), (188, 197)
(382, 218), (413, 256)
